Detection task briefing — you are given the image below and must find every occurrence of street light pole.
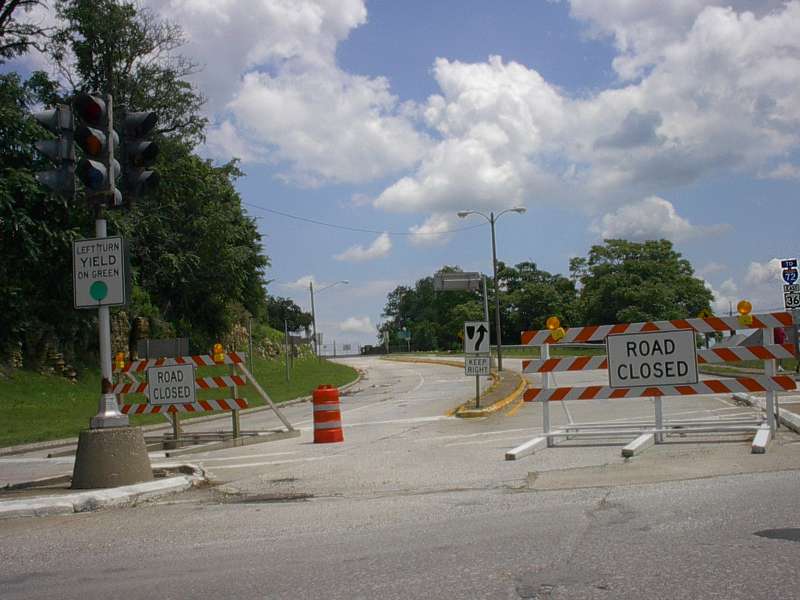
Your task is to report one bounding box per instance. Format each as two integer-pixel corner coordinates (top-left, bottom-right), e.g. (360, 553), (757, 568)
(308, 279), (348, 360)
(457, 207), (526, 372)
(489, 211), (504, 371)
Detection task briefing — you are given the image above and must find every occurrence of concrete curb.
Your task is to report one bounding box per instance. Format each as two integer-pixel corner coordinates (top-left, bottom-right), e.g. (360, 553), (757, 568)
(0, 370), (363, 457)
(732, 393), (800, 434)
(456, 373), (527, 418)
(0, 463), (206, 520)
(379, 355), (528, 417)
(380, 356), (465, 369)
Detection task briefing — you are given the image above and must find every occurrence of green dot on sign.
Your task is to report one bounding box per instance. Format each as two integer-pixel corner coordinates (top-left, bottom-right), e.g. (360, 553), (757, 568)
(90, 281), (108, 301)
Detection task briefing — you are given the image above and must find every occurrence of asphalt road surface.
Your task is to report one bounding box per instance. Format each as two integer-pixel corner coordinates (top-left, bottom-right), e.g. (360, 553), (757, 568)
(2, 357), (799, 599)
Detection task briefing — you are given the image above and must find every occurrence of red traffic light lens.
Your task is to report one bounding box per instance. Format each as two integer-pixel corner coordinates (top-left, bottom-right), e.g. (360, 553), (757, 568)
(74, 93), (105, 126)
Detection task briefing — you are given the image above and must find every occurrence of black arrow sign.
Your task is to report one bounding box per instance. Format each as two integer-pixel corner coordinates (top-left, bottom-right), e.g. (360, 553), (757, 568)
(475, 324), (487, 351)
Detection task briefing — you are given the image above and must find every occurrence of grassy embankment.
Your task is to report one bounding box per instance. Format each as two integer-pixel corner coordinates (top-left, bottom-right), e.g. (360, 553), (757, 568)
(0, 356), (357, 448)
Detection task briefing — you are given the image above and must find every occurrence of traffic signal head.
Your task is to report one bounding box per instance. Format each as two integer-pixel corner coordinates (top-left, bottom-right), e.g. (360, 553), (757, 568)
(32, 104), (75, 195)
(121, 110), (159, 198)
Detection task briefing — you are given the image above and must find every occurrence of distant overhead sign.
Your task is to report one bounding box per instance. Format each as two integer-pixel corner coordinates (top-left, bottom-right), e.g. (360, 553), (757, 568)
(464, 321), (490, 354)
(606, 329), (698, 389)
(433, 271), (482, 292)
(781, 258), (800, 310)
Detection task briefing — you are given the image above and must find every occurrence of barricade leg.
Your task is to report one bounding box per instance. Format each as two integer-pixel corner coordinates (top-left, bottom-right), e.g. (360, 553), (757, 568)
(542, 344), (553, 447)
(764, 328), (777, 434)
(231, 363), (240, 439)
(654, 396), (663, 443)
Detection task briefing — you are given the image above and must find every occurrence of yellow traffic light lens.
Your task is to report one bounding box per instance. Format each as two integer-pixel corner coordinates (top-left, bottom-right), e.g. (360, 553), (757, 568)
(737, 300), (752, 315)
(85, 135), (102, 155)
(546, 316), (561, 330)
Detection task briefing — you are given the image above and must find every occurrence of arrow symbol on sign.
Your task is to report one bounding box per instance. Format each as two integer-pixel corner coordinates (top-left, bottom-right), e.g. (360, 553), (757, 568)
(476, 324), (487, 351)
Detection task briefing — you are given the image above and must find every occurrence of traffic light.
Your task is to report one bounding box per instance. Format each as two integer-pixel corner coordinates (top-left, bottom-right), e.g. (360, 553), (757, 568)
(32, 104), (75, 195)
(120, 109), (159, 199)
(73, 93), (122, 206)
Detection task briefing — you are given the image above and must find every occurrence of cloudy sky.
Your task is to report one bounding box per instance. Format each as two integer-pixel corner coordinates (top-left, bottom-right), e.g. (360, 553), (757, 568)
(15, 0), (800, 347)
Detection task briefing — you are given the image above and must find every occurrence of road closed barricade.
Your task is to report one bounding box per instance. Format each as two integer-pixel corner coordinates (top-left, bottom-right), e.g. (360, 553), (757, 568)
(112, 348), (298, 454)
(506, 311), (798, 460)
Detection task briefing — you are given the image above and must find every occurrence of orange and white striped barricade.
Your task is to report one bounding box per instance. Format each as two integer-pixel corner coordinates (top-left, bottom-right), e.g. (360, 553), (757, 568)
(113, 351), (297, 450)
(312, 385), (344, 443)
(506, 312), (797, 460)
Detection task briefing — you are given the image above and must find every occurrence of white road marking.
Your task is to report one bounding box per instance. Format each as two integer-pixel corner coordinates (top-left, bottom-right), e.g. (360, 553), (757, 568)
(445, 434), (540, 447)
(415, 427), (538, 443)
(208, 455), (337, 470)
(296, 414), (453, 428)
(188, 451), (299, 463)
(0, 457), (75, 464)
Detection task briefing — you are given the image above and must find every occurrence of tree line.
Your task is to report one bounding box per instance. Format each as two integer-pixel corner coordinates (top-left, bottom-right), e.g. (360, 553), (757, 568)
(0, 0), (309, 367)
(379, 239), (713, 351)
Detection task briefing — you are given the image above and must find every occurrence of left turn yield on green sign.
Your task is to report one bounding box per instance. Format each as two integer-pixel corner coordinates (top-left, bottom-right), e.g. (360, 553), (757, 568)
(72, 236), (129, 308)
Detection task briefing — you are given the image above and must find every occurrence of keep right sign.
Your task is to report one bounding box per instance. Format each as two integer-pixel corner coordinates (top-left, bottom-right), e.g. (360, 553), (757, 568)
(606, 329), (698, 388)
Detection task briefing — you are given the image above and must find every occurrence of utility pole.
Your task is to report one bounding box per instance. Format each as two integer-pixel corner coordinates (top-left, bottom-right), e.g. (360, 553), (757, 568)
(309, 280), (318, 358)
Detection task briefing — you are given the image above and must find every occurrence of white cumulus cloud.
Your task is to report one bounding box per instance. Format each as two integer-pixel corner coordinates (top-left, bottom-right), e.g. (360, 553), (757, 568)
(590, 196), (730, 241)
(745, 258), (783, 286)
(334, 233), (392, 262)
(339, 316), (375, 334)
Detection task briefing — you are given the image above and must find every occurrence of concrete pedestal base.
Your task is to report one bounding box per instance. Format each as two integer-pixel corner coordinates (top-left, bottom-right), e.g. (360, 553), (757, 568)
(72, 426), (153, 489)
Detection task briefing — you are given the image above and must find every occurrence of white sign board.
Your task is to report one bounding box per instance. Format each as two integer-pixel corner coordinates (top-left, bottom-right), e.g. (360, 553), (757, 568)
(465, 356), (491, 376)
(464, 321), (490, 354)
(73, 236), (126, 309)
(606, 329), (698, 388)
(434, 271), (482, 292)
(780, 258), (800, 310)
(146, 364), (196, 405)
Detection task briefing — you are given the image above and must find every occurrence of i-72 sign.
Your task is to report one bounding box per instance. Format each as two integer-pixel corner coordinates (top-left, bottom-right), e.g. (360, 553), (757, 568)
(781, 258), (800, 310)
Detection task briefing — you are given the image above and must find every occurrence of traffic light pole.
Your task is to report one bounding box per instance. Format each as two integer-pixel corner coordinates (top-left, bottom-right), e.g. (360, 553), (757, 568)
(89, 94), (127, 429)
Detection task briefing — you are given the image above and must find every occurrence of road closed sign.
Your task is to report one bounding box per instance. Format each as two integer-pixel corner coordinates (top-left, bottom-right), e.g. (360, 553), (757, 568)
(606, 329), (698, 388)
(146, 364), (196, 405)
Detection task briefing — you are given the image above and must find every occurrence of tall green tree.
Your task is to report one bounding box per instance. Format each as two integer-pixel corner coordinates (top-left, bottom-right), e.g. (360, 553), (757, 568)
(0, 72), (95, 363)
(570, 239), (712, 325)
(51, 0), (206, 144)
(0, 1), (50, 62)
(381, 267), (484, 351)
(500, 261), (578, 339)
(264, 296), (312, 334)
(115, 140), (268, 349)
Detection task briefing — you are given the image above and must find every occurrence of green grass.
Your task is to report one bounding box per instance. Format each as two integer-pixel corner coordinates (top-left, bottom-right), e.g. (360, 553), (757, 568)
(0, 356), (357, 448)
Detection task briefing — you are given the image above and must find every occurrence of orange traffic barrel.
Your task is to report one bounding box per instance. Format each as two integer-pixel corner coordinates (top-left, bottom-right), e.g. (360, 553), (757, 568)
(313, 385), (344, 443)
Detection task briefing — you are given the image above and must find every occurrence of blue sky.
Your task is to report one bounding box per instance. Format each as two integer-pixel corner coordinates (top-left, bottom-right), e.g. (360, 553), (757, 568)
(14, 1), (800, 347)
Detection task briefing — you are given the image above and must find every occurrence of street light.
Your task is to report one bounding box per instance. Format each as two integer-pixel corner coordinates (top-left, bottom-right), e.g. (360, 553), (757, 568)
(457, 207), (526, 371)
(309, 279), (349, 358)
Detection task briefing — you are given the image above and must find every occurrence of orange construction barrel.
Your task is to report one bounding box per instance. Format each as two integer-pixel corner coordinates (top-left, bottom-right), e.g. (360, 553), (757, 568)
(313, 384), (344, 443)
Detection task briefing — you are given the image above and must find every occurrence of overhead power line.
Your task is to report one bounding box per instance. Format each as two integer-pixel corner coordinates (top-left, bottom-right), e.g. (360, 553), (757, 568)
(242, 203), (487, 236)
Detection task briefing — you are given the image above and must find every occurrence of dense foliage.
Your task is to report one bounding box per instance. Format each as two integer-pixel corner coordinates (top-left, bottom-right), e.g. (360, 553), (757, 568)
(380, 240), (712, 349)
(0, 0), (273, 364)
